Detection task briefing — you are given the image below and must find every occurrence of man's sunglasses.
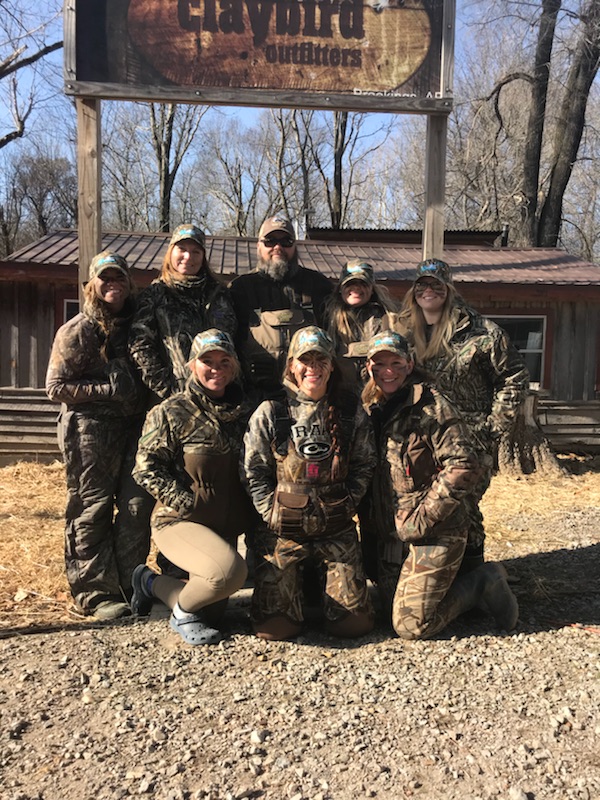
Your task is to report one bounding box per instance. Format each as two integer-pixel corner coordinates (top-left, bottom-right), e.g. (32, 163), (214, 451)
(261, 235), (295, 248)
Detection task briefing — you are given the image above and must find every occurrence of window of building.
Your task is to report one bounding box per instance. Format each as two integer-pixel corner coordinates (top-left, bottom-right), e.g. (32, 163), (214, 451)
(64, 298), (79, 322)
(489, 316), (546, 387)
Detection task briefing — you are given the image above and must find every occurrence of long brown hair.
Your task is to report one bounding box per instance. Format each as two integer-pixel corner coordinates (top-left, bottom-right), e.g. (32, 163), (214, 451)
(397, 282), (461, 362)
(82, 274), (136, 359)
(325, 283), (399, 348)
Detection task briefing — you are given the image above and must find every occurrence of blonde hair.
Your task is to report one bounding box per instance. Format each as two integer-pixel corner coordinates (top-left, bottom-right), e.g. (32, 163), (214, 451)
(398, 282), (461, 362)
(325, 283), (399, 348)
(361, 374), (385, 409)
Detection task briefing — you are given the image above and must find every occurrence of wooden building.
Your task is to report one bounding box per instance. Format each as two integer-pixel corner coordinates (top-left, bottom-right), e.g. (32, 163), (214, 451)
(0, 229), (599, 459)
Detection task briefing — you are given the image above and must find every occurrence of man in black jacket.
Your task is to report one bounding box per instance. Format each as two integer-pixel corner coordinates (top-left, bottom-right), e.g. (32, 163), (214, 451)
(230, 213), (333, 402)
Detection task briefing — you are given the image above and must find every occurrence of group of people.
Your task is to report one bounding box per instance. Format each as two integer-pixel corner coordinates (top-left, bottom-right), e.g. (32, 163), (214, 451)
(46, 214), (530, 645)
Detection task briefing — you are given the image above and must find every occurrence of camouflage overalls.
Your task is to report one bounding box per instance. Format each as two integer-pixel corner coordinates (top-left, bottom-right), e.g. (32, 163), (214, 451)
(229, 266), (333, 401)
(323, 300), (401, 580)
(129, 273), (237, 402)
(417, 304), (529, 551)
(46, 304), (153, 614)
(242, 384), (376, 627)
(369, 376), (481, 639)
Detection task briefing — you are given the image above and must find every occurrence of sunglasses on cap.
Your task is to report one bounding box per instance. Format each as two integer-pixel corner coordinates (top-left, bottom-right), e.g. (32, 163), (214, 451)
(261, 235), (295, 248)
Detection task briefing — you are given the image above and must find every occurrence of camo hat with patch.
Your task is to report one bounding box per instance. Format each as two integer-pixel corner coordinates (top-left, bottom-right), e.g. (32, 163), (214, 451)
(414, 258), (453, 286)
(169, 223), (206, 248)
(89, 251), (130, 281)
(189, 329), (237, 361)
(258, 213), (296, 241)
(366, 330), (413, 361)
(288, 326), (335, 360)
(339, 259), (375, 287)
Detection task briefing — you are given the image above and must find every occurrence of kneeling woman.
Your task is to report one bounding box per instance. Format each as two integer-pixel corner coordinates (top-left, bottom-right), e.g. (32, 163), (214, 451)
(242, 326), (376, 641)
(132, 330), (253, 645)
(363, 330), (519, 639)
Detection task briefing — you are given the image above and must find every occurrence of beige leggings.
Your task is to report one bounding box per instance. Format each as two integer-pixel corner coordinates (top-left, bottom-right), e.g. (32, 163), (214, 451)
(152, 521), (247, 614)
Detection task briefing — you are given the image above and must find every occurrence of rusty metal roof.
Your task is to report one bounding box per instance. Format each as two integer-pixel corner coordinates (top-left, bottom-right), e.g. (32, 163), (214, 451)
(5, 229), (600, 285)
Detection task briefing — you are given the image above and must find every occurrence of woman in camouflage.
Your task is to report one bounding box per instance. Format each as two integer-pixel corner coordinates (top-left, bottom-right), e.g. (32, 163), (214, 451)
(323, 258), (399, 393)
(398, 259), (529, 570)
(322, 258), (400, 581)
(131, 330), (253, 646)
(129, 223), (238, 579)
(242, 326), (376, 641)
(129, 224), (237, 404)
(363, 330), (519, 639)
(46, 251), (153, 620)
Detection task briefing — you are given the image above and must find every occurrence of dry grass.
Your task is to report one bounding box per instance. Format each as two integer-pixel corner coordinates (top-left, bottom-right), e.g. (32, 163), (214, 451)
(0, 457), (599, 632)
(0, 460), (72, 630)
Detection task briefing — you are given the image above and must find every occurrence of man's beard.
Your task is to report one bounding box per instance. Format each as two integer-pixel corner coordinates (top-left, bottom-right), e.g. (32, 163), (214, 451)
(258, 251), (298, 282)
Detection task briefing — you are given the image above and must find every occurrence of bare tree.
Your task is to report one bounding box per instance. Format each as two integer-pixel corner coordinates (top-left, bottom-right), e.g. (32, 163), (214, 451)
(288, 111), (393, 229)
(537, 0), (600, 245)
(197, 117), (271, 235)
(468, 0), (600, 247)
(0, 141), (76, 256)
(149, 103), (208, 231)
(0, 1), (63, 150)
(15, 147), (77, 235)
(102, 102), (209, 232)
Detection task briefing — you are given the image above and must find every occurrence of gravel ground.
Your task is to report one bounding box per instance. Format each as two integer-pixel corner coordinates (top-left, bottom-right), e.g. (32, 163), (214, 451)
(1, 507), (599, 800)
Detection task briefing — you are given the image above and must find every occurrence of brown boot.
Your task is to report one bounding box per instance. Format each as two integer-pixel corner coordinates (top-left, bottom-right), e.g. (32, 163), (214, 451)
(476, 563), (519, 631)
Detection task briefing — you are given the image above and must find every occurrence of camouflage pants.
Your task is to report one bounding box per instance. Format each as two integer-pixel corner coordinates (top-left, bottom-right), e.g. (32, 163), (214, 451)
(465, 452), (493, 548)
(62, 412), (153, 613)
(379, 525), (468, 640)
(251, 525), (373, 626)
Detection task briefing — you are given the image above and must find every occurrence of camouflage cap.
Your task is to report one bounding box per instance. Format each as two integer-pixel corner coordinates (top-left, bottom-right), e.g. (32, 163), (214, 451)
(258, 213), (296, 241)
(288, 326), (335, 360)
(189, 329), (237, 361)
(339, 258), (375, 287)
(366, 330), (413, 361)
(169, 223), (206, 248)
(89, 251), (129, 281)
(414, 258), (453, 286)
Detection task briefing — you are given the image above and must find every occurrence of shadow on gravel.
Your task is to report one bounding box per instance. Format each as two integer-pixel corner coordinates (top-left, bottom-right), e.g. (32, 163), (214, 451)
(439, 543), (600, 640)
(2, 547), (598, 643)
(500, 542), (600, 632)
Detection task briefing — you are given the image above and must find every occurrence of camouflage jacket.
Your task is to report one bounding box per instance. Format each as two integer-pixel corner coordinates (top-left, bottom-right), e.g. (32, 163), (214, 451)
(323, 300), (400, 391)
(369, 376), (480, 545)
(129, 274), (237, 401)
(45, 301), (147, 417)
(242, 381), (376, 535)
(133, 379), (253, 538)
(417, 304), (530, 440)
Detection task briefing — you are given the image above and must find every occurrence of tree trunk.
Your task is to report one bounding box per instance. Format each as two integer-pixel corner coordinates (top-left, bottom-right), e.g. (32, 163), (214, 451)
(497, 394), (564, 477)
(519, 0), (561, 246)
(537, 0), (600, 246)
(331, 111), (348, 229)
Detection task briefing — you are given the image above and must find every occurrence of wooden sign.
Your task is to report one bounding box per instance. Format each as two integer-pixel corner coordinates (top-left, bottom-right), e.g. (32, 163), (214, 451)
(65, 0), (454, 113)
